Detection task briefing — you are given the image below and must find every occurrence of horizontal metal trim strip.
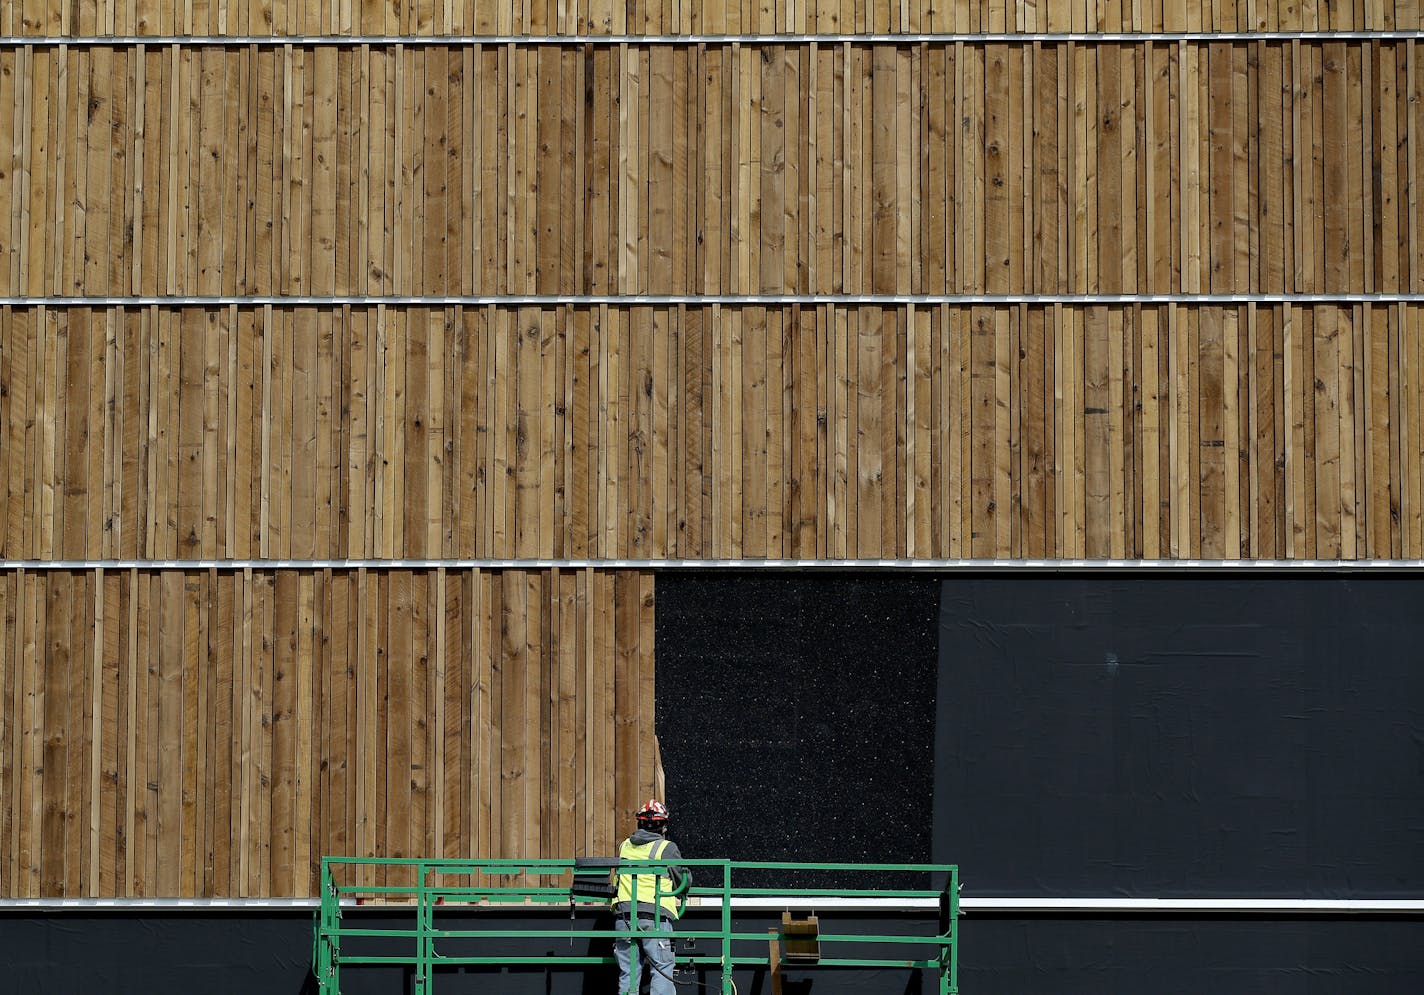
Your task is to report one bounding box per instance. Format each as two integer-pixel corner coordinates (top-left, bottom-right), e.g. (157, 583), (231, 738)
(955, 898), (1424, 914)
(2, 32), (1422, 47)
(1, 559), (1421, 572)
(3, 896), (1421, 914)
(0, 898), (323, 911)
(4, 293), (1424, 307)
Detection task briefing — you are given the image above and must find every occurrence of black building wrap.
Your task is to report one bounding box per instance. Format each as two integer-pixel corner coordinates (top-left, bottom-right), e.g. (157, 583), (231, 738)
(935, 575), (1424, 898)
(655, 572), (939, 873)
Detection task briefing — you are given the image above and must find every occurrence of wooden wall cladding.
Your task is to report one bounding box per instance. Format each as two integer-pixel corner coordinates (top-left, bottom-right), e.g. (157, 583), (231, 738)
(1, 303), (1420, 562)
(4, 6), (1422, 904)
(0, 566), (656, 897)
(3, 1), (1421, 36)
(3, 42), (1424, 298)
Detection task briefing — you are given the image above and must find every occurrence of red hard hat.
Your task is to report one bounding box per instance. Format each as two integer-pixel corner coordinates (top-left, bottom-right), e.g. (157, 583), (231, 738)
(637, 798), (670, 822)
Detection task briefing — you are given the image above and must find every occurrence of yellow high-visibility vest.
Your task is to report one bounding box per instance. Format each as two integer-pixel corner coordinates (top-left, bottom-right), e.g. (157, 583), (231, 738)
(615, 837), (679, 919)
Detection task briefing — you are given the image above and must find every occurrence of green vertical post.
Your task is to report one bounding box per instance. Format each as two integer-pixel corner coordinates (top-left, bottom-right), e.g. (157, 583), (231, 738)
(947, 866), (960, 995)
(720, 860), (734, 995)
(415, 863), (431, 994)
(936, 866), (950, 995)
(315, 858), (338, 994)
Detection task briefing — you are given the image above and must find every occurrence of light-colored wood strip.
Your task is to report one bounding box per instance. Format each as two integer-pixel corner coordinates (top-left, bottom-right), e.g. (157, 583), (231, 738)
(1411, 305), (1423, 554)
(0, 572), (13, 896)
(1187, 306), (1202, 556)
(538, 309), (557, 559)
(1316, 304), (1343, 557)
(474, 567), (490, 858)
(432, 566), (448, 857)
(1341, 305), (1361, 559)
(993, 308), (1012, 555)
(47, 49), (69, 300)
(371, 569), (392, 889)
(1170, 304), (1187, 556)
(154, 570), (181, 896)
(527, 570), (545, 861)
(5, 311), (28, 560)
(1224, 307), (1242, 557)
(611, 570), (636, 830)
(181, 570), (201, 897)
(1083, 308), (1109, 555)
(1264, 304), (1286, 558)
(1303, 305), (1321, 557)
(358, 567), (376, 879)
(209, 569), (233, 894)
(68, 570), (90, 897)
(76, 50), (102, 299)
(450, 567), (472, 860)
(1282, 302), (1299, 556)
(1141, 307), (1162, 556)
(1109, 307), (1128, 557)
(87, 569), (108, 896)
(62, 311), (89, 562)
(770, 306), (791, 555)
(494, 569), (522, 857)
(235, 568), (252, 895)
(121, 568), (137, 895)
(1366, 304), (1391, 555)
(307, 48), (338, 297)
(293, 572), (315, 895)
(1, 50), (20, 299)
(269, 571), (296, 895)
(35, 306), (56, 561)
(854, 307), (880, 556)
(0, 570), (25, 895)
(1246, 303), (1262, 557)
(386, 569), (412, 871)
(1398, 305), (1412, 555)
(636, 569), (655, 804)
(40, 573), (67, 897)
(1055, 306), (1076, 556)
(741, 305), (766, 556)
(19, 571), (40, 896)
(705, 304), (721, 555)
(16, 49), (39, 300)
(1181, 41), (1202, 295)
(409, 572), (429, 868)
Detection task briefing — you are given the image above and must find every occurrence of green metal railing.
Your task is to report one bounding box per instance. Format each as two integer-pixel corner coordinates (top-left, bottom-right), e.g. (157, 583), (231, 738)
(313, 855), (959, 994)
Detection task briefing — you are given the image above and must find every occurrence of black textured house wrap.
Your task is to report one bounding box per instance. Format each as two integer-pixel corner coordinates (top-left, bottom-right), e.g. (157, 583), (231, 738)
(935, 575), (1424, 898)
(655, 573), (939, 872)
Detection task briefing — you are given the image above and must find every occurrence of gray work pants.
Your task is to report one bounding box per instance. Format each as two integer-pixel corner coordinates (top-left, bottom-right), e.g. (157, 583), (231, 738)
(614, 916), (676, 995)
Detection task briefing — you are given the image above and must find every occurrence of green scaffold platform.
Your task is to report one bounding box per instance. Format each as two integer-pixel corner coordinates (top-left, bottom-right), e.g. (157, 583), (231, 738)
(312, 855), (960, 994)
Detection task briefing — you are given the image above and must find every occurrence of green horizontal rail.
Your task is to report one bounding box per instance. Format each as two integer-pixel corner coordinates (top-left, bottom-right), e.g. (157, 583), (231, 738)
(337, 928), (951, 943)
(313, 856), (959, 995)
(339, 955), (949, 968)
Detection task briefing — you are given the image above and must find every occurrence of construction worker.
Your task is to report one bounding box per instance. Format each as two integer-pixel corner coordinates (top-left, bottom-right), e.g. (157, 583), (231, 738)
(613, 799), (687, 995)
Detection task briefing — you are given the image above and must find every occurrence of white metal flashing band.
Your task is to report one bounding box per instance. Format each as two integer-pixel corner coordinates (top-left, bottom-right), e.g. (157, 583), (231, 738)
(2, 896), (1421, 914)
(6, 293), (1424, 307)
(1, 32), (1423, 47)
(2, 559), (1422, 572)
